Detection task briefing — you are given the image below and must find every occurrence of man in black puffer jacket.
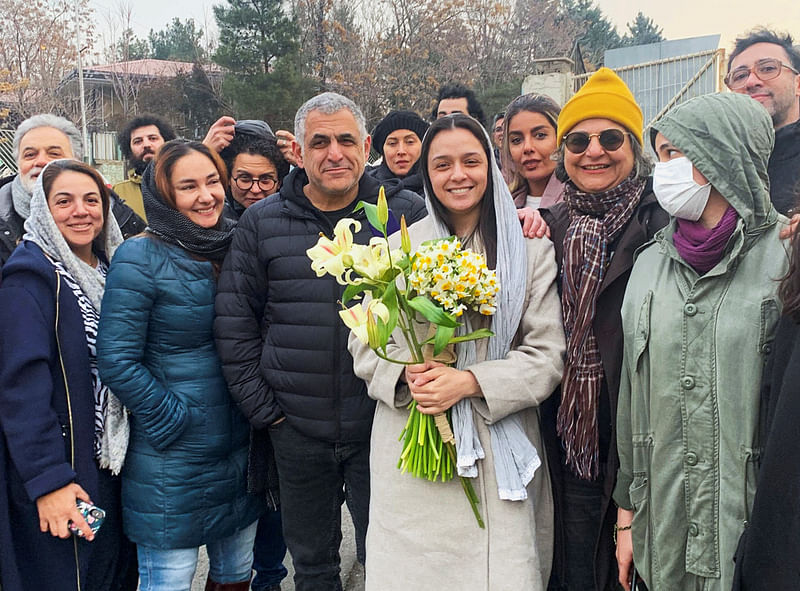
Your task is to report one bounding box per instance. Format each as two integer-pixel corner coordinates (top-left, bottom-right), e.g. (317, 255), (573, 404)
(215, 92), (426, 591)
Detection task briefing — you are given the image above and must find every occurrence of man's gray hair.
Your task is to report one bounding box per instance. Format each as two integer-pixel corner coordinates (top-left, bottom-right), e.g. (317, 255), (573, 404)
(13, 114), (84, 161)
(294, 92), (368, 149)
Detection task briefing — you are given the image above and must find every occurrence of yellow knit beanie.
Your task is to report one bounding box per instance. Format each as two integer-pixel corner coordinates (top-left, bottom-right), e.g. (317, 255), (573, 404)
(557, 67), (643, 146)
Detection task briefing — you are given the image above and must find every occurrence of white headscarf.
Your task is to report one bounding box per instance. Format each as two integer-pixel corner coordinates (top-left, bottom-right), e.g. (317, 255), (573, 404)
(422, 119), (540, 500)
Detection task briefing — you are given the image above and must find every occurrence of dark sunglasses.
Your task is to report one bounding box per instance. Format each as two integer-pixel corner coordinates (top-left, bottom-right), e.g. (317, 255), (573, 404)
(563, 129), (630, 154)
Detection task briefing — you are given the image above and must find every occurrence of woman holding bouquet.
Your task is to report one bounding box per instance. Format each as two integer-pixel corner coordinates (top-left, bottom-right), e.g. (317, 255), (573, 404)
(350, 113), (566, 590)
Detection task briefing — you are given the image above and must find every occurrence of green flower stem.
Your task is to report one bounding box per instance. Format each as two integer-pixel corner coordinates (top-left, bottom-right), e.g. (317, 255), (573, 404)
(443, 441), (485, 529)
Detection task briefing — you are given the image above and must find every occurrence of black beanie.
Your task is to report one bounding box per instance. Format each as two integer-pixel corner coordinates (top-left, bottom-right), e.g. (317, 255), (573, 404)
(372, 111), (429, 156)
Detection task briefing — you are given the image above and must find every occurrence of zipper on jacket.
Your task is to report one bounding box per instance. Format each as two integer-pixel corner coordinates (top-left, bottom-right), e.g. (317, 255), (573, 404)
(54, 271), (83, 591)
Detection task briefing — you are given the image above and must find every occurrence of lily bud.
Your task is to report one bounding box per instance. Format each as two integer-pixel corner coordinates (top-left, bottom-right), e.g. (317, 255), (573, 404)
(377, 186), (389, 227)
(400, 215), (411, 255)
(366, 310), (381, 349)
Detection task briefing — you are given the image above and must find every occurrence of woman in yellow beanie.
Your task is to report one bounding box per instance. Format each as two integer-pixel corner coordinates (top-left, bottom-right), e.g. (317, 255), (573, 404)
(539, 67), (669, 591)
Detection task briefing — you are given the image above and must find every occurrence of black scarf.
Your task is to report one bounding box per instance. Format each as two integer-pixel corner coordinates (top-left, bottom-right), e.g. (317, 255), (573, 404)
(141, 163), (235, 263)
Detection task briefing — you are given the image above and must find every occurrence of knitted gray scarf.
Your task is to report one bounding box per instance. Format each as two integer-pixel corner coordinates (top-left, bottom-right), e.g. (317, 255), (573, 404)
(23, 160), (129, 474)
(11, 174), (32, 219)
(423, 131), (540, 501)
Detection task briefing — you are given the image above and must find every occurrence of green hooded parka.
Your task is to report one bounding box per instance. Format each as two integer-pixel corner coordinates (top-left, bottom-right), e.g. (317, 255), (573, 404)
(613, 92), (790, 591)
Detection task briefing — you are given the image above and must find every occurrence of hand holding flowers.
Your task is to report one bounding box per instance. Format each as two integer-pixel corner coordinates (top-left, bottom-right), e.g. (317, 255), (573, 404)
(405, 361), (481, 415)
(307, 187), (499, 527)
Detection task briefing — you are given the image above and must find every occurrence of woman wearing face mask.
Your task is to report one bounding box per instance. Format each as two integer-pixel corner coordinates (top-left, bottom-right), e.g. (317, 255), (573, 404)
(366, 110), (430, 195)
(501, 93), (564, 211)
(614, 92), (789, 591)
(96, 141), (262, 591)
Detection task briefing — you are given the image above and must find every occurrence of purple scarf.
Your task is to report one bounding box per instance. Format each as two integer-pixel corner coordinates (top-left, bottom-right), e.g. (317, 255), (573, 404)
(673, 206), (738, 274)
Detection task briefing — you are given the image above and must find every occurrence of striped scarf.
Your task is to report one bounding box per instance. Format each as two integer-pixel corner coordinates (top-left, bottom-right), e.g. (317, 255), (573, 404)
(558, 174), (646, 479)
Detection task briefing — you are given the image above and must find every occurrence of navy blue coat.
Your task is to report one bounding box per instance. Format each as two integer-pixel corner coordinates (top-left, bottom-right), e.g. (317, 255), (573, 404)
(0, 241), (101, 591)
(97, 235), (261, 549)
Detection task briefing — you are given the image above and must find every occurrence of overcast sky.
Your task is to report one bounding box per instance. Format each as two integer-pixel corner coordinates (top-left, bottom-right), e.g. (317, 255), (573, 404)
(88, 0), (800, 59)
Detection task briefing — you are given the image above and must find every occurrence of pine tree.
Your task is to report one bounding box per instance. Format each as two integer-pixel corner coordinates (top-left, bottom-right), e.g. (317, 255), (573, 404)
(622, 12), (665, 47)
(148, 18), (206, 62)
(213, 0), (315, 128)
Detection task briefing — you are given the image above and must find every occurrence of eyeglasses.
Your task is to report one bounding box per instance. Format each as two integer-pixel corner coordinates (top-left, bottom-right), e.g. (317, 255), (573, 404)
(724, 58), (799, 89)
(233, 174), (278, 193)
(563, 129), (629, 154)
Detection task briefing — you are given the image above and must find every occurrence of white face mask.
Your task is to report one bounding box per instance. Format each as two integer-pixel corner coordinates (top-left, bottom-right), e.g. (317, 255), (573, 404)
(653, 156), (711, 221)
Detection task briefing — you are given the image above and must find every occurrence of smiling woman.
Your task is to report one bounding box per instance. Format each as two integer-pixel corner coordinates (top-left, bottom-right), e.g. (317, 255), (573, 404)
(96, 140), (262, 591)
(538, 67), (670, 591)
(0, 160), (136, 591)
(349, 113), (566, 590)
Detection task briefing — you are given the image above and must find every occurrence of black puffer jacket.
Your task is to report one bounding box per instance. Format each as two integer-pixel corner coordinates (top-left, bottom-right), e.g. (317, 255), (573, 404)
(215, 168), (427, 442)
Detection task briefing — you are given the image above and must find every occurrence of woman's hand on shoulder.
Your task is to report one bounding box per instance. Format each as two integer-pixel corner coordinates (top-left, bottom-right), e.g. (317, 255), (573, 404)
(36, 482), (94, 541)
(406, 361), (481, 414)
(517, 207), (550, 239)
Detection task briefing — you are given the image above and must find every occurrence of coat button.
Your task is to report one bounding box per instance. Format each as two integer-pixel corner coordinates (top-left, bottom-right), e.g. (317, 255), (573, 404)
(681, 376), (695, 390)
(762, 343), (772, 355)
(684, 303), (697, 316)
(688, 523), (699, 536)
(686, 452), (698, 466)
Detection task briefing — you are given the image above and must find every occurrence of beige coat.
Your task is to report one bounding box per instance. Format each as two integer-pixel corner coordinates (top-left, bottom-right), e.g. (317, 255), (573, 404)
(350, 217), (566, 590)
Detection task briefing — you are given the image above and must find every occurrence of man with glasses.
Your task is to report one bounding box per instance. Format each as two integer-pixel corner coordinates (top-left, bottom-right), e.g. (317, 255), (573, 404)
(726, 28), (800, 215)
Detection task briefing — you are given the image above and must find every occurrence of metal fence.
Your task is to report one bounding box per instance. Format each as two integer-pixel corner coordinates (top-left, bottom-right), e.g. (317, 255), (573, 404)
(92, 131), (120, 161)
(0, 129), (16, 177)
(572, 48), (725, 133)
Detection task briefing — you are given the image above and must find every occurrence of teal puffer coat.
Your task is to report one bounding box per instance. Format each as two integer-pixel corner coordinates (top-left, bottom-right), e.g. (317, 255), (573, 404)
(97, 236), (261, 549)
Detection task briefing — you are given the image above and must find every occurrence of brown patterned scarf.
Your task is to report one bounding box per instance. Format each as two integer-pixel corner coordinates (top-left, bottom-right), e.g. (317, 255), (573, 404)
(559, 173), (646, 479)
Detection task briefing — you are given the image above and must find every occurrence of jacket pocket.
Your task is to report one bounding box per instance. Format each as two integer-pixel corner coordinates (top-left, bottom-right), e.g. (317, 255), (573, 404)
(629, 434), (657, 583)
(629, 475), (655, 582)
(757, 298), (779, 357)
(740, 445), (762, 523)
(633, 291), (653, 370)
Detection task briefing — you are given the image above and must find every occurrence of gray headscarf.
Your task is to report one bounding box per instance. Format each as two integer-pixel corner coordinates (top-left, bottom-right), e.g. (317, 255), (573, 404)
(23, 160), (129, 474)
(423, 122), (540, 501)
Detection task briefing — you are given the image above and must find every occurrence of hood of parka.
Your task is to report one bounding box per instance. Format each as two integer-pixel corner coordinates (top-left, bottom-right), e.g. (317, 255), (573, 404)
(652, 92), (777, 233)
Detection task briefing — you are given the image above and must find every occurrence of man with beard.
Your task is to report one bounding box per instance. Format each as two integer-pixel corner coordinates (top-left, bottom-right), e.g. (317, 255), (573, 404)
(114, 115), (176, 220)
(726, 28), (800, 215)
(0, 114), (145, 268)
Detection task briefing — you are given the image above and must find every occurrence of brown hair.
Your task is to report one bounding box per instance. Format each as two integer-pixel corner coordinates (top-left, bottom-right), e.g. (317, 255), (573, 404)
(420, 114), (497, 268)
(500, 93), (561, 195)
(780, 231), (800, 321)
(153, 140), (228, 210)
(41, 159), (112, 224)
